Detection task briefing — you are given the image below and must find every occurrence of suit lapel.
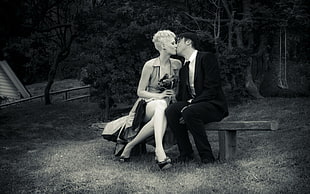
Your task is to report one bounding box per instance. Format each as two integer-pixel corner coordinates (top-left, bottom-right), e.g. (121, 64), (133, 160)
(194, 52), (202, 82)
(178, 63), (192, 100)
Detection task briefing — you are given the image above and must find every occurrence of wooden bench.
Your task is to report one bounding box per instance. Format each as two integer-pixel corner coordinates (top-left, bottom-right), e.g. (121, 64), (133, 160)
(205, 120), (279, 161)
(98, 120), (279, 162)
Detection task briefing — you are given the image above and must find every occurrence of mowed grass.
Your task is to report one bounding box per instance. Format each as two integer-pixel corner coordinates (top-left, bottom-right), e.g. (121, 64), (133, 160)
(0, 97), (309, 193)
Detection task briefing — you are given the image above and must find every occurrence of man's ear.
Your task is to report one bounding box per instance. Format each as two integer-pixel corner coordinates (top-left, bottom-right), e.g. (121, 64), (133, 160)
(185, 39), (192, 46)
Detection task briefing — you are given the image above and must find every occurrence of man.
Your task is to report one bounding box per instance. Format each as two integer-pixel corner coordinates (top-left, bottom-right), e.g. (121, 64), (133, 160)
(165, 32), (229, 164)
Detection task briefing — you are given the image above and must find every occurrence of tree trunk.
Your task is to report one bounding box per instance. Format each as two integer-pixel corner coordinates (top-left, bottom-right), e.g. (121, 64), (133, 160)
(260, 32), (284, 96)
(242, 0), (263, 98)
(227, 12), (234, 51)
(44, 79), (54, 105)
(253, 34), (269, 85)
(234, 26), (244, 48)
(104, 87), (110, 121)
(222, 0), (233, 51)
(44, 52), (59, 105)
(44, 46), (70, 105)
(245, 60), (264, 99)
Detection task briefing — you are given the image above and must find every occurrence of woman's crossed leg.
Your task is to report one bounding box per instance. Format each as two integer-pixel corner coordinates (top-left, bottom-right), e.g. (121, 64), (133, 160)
(120, 99), (168, 162)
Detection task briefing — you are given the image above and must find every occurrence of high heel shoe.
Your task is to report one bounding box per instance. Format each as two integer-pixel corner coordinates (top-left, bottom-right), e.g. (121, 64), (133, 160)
(155, 156), (171, 163)
(119, 156), (130, 162)
(157, 157), (172, 170)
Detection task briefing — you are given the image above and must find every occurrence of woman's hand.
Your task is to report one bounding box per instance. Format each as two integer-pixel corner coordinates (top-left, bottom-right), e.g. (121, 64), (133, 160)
(157, 89), (174, 99)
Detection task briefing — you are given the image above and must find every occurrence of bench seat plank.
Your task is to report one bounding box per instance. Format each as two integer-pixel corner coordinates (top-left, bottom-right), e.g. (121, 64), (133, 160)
(205, 120), (279, 131)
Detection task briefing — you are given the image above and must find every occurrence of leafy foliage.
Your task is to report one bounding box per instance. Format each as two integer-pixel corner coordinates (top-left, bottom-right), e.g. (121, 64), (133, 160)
(75, 1), (182, 117)
(0, 0), (308, 111)
(176, 0), (309, 100)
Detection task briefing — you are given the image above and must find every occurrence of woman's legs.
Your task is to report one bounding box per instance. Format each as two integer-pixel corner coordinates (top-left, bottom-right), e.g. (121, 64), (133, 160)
(120, 119), (154, 158)
(120, 99), (168, 162)
(152, 100), (168, 162)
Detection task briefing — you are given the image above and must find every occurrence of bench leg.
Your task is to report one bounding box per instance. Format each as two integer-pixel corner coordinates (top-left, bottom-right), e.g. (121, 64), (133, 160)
(218, 131), (237, 161)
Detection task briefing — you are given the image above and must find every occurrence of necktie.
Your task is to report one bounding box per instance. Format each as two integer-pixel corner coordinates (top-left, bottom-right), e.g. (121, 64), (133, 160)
(183, 61), (190, 84)
(183, 61), (192, 96)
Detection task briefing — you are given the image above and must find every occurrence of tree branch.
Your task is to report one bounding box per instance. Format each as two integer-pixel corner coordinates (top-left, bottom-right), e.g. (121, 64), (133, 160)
(23, 23), (73, 32)
(183, 12), (287, 24)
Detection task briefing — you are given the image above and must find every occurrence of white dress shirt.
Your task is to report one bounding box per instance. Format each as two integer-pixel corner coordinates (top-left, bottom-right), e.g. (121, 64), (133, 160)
(188, 50), (197, 97)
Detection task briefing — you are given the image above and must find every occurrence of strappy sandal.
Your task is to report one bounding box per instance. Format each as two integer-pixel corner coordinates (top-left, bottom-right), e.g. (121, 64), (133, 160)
(156, 157), (172, 170)
(119, 156), (130, 162)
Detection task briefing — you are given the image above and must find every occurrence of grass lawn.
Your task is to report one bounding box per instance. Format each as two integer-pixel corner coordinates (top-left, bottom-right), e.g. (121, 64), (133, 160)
(0, 97), (309, 193)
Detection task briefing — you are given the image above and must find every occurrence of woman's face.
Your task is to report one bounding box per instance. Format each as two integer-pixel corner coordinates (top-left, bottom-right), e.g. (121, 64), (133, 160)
(176, 37), (186, 57)
(163, 37), (177, 55)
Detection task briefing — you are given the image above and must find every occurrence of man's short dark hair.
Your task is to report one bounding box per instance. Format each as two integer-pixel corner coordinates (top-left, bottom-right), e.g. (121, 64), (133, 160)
(177, 32), (199, 49)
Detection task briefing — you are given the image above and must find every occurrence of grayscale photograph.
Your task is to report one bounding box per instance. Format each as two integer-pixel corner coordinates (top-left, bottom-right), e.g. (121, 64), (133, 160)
(0, 0), (309, 193)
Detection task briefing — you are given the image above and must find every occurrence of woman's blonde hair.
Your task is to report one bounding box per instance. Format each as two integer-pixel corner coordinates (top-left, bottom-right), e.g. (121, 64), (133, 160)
(152, 30), (176, 51)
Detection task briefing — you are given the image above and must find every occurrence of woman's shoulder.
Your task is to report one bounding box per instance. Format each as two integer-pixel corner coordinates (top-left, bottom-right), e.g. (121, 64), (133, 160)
(144, 58), (158, 67)
(141, 58), (158, 74)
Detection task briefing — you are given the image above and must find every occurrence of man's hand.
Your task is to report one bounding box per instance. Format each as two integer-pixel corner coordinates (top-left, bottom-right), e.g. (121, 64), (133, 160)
(181, 105), (188, 113)
(179, 117), (185, 124)
(179, 105), (189, 124)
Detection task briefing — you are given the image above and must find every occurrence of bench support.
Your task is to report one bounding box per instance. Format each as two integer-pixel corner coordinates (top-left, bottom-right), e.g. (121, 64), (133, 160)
(206, 120), (279, 161)
(218, 131), (237, 161)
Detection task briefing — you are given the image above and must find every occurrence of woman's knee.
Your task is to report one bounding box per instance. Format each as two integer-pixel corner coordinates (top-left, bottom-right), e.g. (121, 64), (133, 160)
(146, 100), (166, 118)
(153, 99), (167, 110)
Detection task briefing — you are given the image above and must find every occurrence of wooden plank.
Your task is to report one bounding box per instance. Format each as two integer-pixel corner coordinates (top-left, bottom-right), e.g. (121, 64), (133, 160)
(1, 85), (91, 108)
(0, 61), (31, 98)
(205, 120), (279, 131)
(0, 86), (19, 98)
(50, 85), (90, 95)
(0, 91), (19, 98)
(65, 94), (90, 101)
(0, 84), (17, 90)
(0, 95), (44, 108)
(0, 65), (19, 98)
(0, 86), (18, 92)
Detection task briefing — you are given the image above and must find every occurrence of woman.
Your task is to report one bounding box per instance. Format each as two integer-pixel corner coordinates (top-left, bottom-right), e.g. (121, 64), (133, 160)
(119, 30), (181, 170)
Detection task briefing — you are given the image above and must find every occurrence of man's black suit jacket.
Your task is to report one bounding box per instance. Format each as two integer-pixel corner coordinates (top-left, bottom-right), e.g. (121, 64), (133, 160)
(176, 51), (229, 117)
